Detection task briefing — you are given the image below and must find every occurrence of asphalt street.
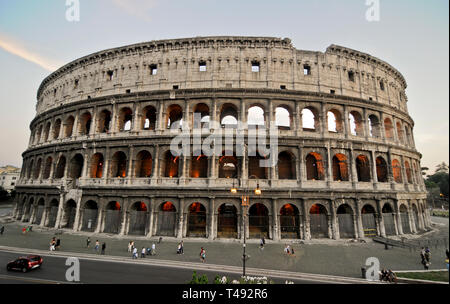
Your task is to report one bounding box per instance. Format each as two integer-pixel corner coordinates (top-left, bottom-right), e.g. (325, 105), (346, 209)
(0, 250), (322, 284)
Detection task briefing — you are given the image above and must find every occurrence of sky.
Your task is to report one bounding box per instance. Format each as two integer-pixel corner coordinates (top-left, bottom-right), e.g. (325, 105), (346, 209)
(0, 0), (448, 172)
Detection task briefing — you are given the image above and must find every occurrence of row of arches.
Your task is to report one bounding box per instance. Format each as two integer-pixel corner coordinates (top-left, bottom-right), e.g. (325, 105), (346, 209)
(30, 102), (414, 147)
(23, 148), (421, 186)
(15, 197), (428, 240)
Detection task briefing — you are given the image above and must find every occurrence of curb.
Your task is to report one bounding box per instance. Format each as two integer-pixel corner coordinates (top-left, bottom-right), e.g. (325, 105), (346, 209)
(0, 245), (375, 284)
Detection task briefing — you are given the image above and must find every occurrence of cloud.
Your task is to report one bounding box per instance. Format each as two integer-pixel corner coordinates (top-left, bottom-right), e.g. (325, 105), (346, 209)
(0, 33), (63, 72)
(111, 0), (158, 22)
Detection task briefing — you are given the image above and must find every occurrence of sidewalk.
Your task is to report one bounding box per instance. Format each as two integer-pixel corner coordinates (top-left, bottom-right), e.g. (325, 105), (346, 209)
(0, 218), (448, 279)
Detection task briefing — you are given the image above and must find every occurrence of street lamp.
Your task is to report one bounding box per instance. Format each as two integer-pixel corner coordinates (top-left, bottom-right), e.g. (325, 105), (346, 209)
(230, 178), (261, 277)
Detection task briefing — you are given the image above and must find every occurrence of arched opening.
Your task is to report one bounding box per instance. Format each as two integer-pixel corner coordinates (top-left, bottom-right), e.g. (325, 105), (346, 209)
(248, 152), (268, 179)
(382, 203), (396, 236)
(53, 119), (61, 140)
(361, 205), (377, 237)
(405, 126), (412, 146)
(412, 204), (420, 231)
(405, 161), (412, 184)
(141, 106), (157, 130)
(22, 198), (34, 222)
(332, 154), (349, 181)
(376, 157), (388, 182)
(280, 204), (300, 239)
(248, 105), (265, 126)
(43, 157), (53, 179)
(46, 199), (59, 228)
(306, 152), (324, 180)
(219, 154), (238, 178)
(368, 115), (380, 138)
(275, 106), (291, 130)
(384, 118), (394, 140)
(278, 151), (296, 180)
(356, 155), (371, 182)
(327, 109), (343, 133)
(35, 125), (42, 143)
(309, 204), (328, 238)
(69, 154), (84, 179)
(157, 202), (176, 236)
(26, 159), (34, 179)
(79, 112), (92, 135)
(90, 153), (104, 178)
(396, 121), (404, 143)
(349, 111), (364, 136)
(81, 200), (98, 232)
(163, 151), (179, 178)
(54, 156), (66, 179)
(399, 204), (410, 234)
(64, 116), (75, 138)
(97, 110), (111, 133)
(166, 104), (183, 129)
(248, 203), (269, 238)
(43, 122), (51, 142)
(118, 107), (133, 132)
(135, 150), (152, 177)
(337, 204), (355, 238)
(190, 154), (208, 178)
(33, 198), (45, 225)
(110, 151), (127, 178)
(128, 202), (148, 235)
(62, 199), (77, 229)
(217, 204), (238, 238)
(392, 159), (402, 183)
(33, 158), (42, 179)
(103, 201), (122, 234)
(193, 103), (210, 129)
(302, 107), (319, 131)
(187, 203), (207, 237)
(220, 103), (238, 128)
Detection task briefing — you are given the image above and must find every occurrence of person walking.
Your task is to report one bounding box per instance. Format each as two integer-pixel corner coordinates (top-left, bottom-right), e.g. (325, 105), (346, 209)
(49, 239), (56, 251)
(86, 237), (91, 248)
(200, 247), (206, 263)
(425, 247), (431, 264)
(132, 247), (138, 259)
(141, 247), (146, 258)
(177, 243), (182, 254)
(151, 243), (156, 256)
(101, 242), (106, 255)
(94, 240), (100, 253)
(0, 226), (4, 235)
(180, 240), (184, 254)
(260, 237), (265, 250)
(55, 239), (61, 251)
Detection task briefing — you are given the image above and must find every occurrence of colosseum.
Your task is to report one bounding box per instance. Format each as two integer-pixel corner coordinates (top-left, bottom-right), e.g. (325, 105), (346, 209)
(13, 36), (430, 241)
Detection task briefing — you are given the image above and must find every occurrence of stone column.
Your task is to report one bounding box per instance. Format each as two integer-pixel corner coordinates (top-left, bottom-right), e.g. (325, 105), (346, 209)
(330, 200), (338, 240)
(371, 150), (378, 188)
(355, 199), (365, 238)
(177, 198), (185, 239)
(54, 191), (66, 229)
(95, 199), (104, 233)
(343, 105), (350, 138)
(72, 196), (83, 232)
(89, 107), (97, 136)
(146, 197), (155, 237)
(272, 198), (279, 241)
(119, 197), (129, 235)
(376, 199), (386, 237)
(208, 197), (215, 240)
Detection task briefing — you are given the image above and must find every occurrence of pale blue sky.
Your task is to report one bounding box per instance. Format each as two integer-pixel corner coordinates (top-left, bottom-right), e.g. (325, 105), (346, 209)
(0, 0), (448, 171)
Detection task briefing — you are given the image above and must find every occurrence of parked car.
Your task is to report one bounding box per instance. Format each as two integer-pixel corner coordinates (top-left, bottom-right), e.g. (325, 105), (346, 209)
(6, 255), (43, 272)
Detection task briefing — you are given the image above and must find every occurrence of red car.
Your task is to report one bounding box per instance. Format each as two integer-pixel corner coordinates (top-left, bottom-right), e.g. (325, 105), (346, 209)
(7, 255), (43, 272)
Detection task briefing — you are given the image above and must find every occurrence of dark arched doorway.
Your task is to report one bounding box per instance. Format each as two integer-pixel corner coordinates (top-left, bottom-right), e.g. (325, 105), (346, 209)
(33, 199), (45, 225)
(217, 204), (238, 238)
(361, 205), (377, 237)
(63, 200), (77, 229)
(280, 204), (300, 239)
(400, 205), (411, 234)
(248, 203), (269, 239)
(157, 202), (176, 236)
(337, 204), (355, 238)
(309, 204), (328, 238)
(187, 203), (207, 237)
(81, 200), (98, 232)
(382, 203), (396, 236)
(128, 202), (148, 236)
(103, 201), (122, 234)
(46, 199), (59, 228)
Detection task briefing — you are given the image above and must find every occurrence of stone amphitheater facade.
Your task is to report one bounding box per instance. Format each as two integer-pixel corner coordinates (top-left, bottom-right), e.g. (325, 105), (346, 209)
(13, 36), (430, 241)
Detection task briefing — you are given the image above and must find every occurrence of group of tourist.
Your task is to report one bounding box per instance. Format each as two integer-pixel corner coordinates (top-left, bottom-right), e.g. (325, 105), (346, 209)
(379, 269), (397, 283)
(420, 247), (432, 269)
(284, 244), (295, 256)
(87, 237), (105, 254)
(49, 237), (60, 251)
(128, 241), (156, 259)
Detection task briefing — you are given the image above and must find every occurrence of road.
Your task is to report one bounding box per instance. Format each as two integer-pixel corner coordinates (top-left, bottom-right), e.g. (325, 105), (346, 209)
(0, 250), (321, 284)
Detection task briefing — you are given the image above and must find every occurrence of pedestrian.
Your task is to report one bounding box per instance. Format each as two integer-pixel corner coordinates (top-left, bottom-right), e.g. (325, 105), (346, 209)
(0, 226), (4, 235)
(101, 242), (106, 255)
(446, 249), (450, 260)
(425, 247), (431, 263)
(132, 247), (138, 259)
(95, 240), (100, 253)
(127, 241), (132, 253)
(56, 239), (61, 250)
(177, 243), (182, 254)
(200, 247), (206, 263)
(180, 240), (184, 254)
(141, 247), (146, 258)
(49, 240), (55, 251)
(151, 243), (156, 255)
(260, 237), (265, 250)
(290, 245), (295, 256)
(22, 227), (27, 234)
(158, 237), (162, 244)
(131, 241), (135, 251)
(284, 244), (289, 255)
(420, 247), (426, 266)
(86, 237), (91, 248)
(387, 269), (397, 283)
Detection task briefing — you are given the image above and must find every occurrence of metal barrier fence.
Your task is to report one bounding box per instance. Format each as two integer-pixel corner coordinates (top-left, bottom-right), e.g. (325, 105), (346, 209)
(33, 206), (45, 225)
(280, 215), (300, 239)
(217, 214), (238, 238)
(47, 206), (58, 228)
(362, 213), (377, 237)
(128, 210), (147, 235)
(64, 207), (76, 229)
(157, 212), (176, 236)
(338, 213), (355, 238)
(401, 213), (411, 234)
(81, 208), (98, 232)
(187, 213), (207, 237)
(309, 214), (328, 238)
(248, 215), (269, 238)
(103, 210), (121, 234)
(383, 213), (396, 236)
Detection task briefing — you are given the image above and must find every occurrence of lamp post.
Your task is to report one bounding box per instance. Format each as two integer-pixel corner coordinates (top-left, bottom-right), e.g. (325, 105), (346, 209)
(231, 178), (261, 277)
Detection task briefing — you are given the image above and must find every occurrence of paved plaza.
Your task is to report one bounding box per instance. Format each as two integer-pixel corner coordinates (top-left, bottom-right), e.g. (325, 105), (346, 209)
(0, 203), (448, 279)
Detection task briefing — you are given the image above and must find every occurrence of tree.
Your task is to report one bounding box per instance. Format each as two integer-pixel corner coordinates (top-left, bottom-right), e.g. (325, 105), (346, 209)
(425, 163), (449, 198)
(435, 162), (449, 173)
